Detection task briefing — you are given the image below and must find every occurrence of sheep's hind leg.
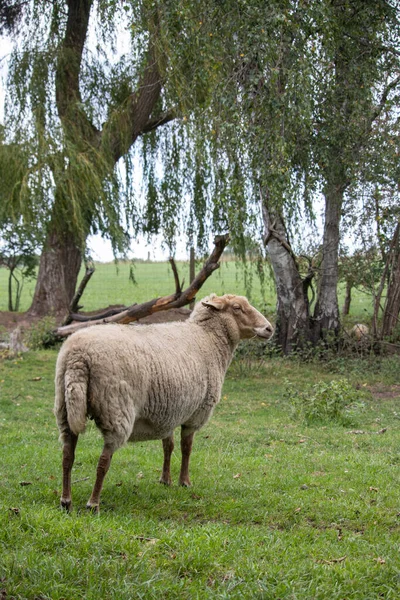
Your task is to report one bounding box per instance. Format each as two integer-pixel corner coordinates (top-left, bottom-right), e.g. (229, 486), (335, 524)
(160, 435), (174, 485)
(179, 427), (194, 487)
(60, 431), (78, 512)
(86, 444), (113, 513)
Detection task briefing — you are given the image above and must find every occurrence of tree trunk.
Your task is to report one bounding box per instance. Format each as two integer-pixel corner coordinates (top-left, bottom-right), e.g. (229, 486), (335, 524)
(381, 223), (400, 339)
(262, 200), (311, 354)
(312, 184), (342, 343)
(342, 279), (352, 316)
(28, 224), (83, 318)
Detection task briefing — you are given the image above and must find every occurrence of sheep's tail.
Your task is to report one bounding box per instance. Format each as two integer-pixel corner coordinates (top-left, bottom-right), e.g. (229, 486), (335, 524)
(54, 352), (89, 440)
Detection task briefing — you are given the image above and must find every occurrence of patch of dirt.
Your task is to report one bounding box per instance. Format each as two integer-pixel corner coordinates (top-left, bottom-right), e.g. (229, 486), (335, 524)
(0, 311), (42, 333)
(137, 307), (191, 324)
(0, 306), (191, 335)
(367, 384), (400, 400)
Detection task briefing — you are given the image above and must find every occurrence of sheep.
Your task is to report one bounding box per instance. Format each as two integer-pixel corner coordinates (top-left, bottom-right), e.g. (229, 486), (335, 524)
(54, 293), (274, 512)
(350, 323), (369, 342)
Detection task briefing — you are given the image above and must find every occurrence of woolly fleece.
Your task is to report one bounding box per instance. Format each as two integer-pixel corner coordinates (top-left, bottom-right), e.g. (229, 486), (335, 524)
(54, 294), (272, 453)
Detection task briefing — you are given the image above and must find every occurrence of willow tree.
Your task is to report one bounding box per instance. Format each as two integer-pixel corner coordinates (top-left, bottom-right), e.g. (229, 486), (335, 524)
(2, 0), (222, 316)
(2, 2), (161, 314)
(184, 0), (400, 351)
(4, 0), (400, 336)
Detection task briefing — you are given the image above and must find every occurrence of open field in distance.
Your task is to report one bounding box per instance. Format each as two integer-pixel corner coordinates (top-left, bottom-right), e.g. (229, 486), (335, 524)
(0, 259), (374, 323)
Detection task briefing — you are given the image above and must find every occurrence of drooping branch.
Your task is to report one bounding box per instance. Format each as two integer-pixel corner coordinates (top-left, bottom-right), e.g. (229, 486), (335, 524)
(55, 234), (230, 338)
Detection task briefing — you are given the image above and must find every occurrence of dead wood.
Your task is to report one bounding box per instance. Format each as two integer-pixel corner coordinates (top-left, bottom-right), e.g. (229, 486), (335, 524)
(61, 265), (96, 326)
(55, 234), (230, 338)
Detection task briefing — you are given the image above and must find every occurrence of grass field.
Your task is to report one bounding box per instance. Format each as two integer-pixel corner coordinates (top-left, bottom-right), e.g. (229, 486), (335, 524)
(0, 259), (374, 322)
(1, 349), (400, 599)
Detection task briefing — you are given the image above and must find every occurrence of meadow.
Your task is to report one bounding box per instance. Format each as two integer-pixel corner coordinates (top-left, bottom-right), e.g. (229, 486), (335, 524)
(1, 349), (400, 599)
(1, 259), (398, 599)
(0, 258), (373, 322)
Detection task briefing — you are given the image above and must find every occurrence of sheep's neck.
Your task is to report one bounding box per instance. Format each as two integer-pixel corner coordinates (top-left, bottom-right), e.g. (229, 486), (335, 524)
(204, 321), (238, 373)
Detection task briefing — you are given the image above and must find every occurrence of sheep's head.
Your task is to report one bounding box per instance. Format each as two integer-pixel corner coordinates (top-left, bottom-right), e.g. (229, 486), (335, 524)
(201, 294), (274, 341)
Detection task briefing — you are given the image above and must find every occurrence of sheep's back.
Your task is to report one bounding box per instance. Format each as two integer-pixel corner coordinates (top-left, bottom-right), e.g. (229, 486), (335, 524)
(59, 322), (224, 436)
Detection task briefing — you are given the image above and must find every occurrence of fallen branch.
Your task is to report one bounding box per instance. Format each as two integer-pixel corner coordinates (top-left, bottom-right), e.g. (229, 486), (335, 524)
(69, 305), (131, 322)
(55, 234), (230, 338)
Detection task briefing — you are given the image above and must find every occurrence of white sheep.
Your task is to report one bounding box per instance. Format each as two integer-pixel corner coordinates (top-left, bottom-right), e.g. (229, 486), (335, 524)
(54, 293), (273, 512)
(350, 323), (369, 341)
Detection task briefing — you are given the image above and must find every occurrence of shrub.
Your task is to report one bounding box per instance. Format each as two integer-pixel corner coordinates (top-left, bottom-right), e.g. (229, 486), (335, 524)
(285, 378), (366, 425)
(26, 317), (58, 349)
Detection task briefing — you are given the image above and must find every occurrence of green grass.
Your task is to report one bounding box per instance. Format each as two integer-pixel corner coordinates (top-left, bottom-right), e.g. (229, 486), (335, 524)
(0, 260), (275, 314)
(0, 260), (374, 322)
(1, 350), (400, 599)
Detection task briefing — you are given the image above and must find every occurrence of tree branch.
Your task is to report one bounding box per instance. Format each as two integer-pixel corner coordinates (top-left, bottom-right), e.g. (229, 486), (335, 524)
(369, 75), (400, 126)
(61, 264), (95, 326)
(169, 258), (183, 295)
(101, 38), (165, 162)
(69, 306), (131, 322)
(55, 0), (100, 144)
(372, 221), (400, 338)
(140, 109), (177, 135)
(55, 234), (230, 337)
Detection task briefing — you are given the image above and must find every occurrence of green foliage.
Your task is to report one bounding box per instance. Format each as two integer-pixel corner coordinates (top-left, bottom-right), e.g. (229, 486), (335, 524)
(0, 221), (39, 311)
(286, 378), (366, 426)
(339, 247), (384, 296)
(25, 317), (58, 350)
(3, 0), (400, 262)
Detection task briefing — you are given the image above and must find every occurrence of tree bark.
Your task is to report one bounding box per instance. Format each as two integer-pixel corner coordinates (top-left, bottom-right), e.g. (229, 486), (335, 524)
(28, 222), (83, 317)
(342, 279), (352, 316)
(380, 222), (400, 339)
(262, 197), (311, 354)
(312, 183), (342, 343)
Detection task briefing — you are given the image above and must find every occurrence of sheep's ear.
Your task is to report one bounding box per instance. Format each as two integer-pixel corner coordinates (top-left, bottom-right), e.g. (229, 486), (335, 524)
(202, 298), (223, 311)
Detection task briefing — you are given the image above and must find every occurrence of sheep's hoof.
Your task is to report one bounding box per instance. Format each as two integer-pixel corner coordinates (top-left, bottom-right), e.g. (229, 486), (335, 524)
(159, 477), (173, 486)
(60, 498), (72, 512)
(86, 502), (100, 514)
(179, 479), (192, 488)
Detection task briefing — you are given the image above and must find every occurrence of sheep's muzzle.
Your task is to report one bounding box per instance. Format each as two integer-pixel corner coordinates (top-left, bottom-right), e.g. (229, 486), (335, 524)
(253, 322), (274, 340)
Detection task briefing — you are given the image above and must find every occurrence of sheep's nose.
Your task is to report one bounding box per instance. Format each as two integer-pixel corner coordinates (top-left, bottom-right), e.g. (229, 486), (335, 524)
(264, 322), (274, 335)
(254, 322), (274, 339)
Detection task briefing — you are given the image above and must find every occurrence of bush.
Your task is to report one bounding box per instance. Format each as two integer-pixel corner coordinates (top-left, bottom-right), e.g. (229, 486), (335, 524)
(285, 378), (366, 425)
(26, 317), (58, 349)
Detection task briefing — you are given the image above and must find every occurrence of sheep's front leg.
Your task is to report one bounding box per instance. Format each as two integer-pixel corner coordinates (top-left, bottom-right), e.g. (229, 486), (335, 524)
(179, 428), (194, 487)
(86, 444), (113, 513)
(60, 431), (78, 512)
(160, 435), (174, 485)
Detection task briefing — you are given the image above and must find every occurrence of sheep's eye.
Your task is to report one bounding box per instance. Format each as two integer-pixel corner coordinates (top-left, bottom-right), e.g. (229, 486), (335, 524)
(233, 304), (242, 311)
